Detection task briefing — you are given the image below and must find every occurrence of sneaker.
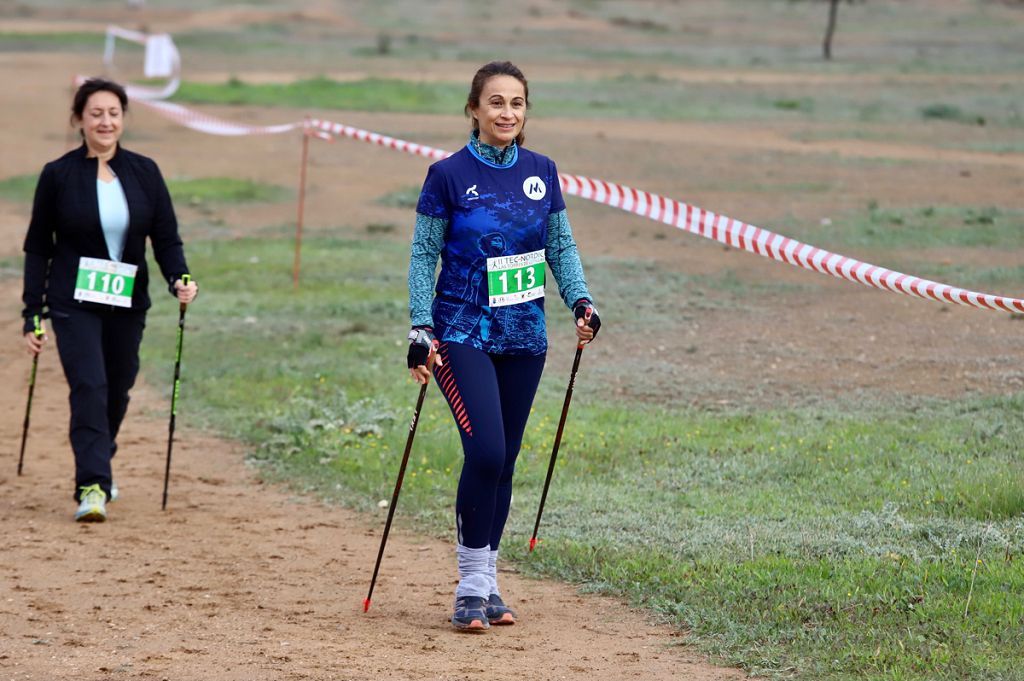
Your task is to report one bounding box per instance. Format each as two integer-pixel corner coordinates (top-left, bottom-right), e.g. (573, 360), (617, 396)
(485, 593), (516, 625)
(451, 596), (489, 632)
(75, 484), (107, 523)
(109, 480), (118, 502)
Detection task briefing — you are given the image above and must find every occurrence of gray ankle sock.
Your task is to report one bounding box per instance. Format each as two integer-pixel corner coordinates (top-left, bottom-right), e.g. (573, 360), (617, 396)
(488, 549), (500, 596)
(455, 544), (491, 598)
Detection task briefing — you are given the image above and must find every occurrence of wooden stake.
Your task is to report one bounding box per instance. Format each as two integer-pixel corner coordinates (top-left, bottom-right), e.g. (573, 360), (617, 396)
(293, 127), (311, 290)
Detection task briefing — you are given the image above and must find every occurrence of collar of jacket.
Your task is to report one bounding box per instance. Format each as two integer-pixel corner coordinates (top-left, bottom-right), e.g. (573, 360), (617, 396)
(72, 142), (130, 174)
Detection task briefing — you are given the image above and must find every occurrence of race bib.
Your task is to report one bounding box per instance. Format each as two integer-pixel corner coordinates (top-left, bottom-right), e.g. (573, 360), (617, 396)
(74, 257), (138, 308)
(486, 249), (545, 307)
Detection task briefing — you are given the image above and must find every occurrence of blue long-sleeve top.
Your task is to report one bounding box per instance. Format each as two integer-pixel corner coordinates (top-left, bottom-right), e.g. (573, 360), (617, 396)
(408, 134), (592, 328)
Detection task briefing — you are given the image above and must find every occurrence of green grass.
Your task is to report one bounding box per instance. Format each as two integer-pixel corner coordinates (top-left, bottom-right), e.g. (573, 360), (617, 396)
(375, 185), (421, 210)
(131, 233), (1024, 681)
(0, 174), (288, 206)
(920, 103), (988, 126)
(792, 204), (1024, 252)
(0, 31), (107, 52)
(788, 127), (1024, 154)
(166, 177), (291, 206)
(170, 76), (1024, 129)
(904, 263), (1024, 292)
(173, 77), (466, 114)
(0, 173), (39, 203)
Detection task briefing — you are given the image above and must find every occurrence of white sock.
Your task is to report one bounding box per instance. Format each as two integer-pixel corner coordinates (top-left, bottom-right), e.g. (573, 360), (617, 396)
(488, 549), (500, 596)
(455, 544), (491, 599)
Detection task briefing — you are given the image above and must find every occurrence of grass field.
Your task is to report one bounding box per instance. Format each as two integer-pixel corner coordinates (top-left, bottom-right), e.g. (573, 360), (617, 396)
(133, 231), (1024, 681)
(170, 75), (1024, 134)
(0, 173), (289, 206)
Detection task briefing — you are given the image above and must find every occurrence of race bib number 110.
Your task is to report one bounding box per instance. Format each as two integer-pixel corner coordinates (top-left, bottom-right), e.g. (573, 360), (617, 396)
(74, 257), (138, 308)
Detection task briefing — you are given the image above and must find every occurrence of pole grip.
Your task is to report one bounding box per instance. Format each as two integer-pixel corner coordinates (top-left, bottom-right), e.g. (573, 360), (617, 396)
(32, 314), (43, 338)
(577, 305), (593, 350)
(179, 274), (192, 312)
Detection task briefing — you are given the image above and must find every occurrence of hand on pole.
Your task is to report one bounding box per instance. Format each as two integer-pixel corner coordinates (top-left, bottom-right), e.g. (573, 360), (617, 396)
(24, 330), (47, 355)
(573, 300), (601, 346)
(23, 316), (46, 356)
(407, 327), (442, 385)
(174, 276), (198, 305)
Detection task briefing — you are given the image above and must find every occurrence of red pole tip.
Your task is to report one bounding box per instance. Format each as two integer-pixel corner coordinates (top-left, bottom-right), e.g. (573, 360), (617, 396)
(363, 598), (371, 612)
(528, 537), (538, 552)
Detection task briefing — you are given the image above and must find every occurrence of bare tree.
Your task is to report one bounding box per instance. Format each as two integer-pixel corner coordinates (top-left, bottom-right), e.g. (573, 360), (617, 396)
(823, 0), (840, 60)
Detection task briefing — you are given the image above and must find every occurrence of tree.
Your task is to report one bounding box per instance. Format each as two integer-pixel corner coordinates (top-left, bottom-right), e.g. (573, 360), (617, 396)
(823, 0), (840, 60)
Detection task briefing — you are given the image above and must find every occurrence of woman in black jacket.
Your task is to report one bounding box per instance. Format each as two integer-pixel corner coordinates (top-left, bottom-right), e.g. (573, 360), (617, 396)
(22, 77), (198, 522)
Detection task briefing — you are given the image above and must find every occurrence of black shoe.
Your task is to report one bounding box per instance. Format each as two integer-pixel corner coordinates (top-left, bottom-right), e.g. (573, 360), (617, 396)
(452, 596), (489, 632)
(485, 593), (516, 625)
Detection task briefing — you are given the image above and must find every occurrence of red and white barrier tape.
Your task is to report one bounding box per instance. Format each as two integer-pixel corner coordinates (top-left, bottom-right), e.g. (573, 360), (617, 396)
(124, 103), (1024, 313)
(307, 118), (1024, 313)
(134, 98), (299, 136)
(309, 118), (450, 161)
(558, 174), (1024, 312)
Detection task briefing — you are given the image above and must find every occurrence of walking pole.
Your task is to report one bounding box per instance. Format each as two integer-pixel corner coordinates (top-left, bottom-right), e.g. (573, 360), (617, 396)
(162, 275), (191, 511)
(364, 380), (430, 612)
(17, 315), (44, 476)
(529, 308), (592, 552)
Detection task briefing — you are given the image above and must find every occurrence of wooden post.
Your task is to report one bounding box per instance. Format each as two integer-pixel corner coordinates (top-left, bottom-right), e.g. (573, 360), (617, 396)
(293, 126), (311, 290)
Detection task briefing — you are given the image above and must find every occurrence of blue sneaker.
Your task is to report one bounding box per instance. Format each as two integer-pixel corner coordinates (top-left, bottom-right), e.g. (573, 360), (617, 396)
(451, 596), (489, 632)
(486, 593), (516, 625)
(74, 484), (107, 523)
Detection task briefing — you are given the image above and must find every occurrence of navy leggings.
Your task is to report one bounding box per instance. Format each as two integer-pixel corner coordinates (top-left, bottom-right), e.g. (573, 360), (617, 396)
(433, 342), (545, 550)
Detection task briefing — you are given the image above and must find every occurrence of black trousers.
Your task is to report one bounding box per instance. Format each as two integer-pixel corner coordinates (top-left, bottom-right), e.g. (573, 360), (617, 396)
(50, 304), (146, 501)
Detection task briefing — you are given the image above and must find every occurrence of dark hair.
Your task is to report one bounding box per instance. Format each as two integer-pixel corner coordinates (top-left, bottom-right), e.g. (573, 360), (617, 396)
(464, 61), (530, 146)
(71, 77), (128, 125)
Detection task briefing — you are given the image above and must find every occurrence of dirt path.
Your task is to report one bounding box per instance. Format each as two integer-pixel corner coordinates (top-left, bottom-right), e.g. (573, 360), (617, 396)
(0, 295), (743, 681)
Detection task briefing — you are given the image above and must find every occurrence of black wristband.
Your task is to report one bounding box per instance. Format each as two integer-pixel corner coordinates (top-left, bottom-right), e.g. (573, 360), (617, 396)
(406, 327), (436, 369)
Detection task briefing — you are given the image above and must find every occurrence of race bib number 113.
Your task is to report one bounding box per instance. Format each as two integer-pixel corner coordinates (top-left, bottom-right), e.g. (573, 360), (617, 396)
(486, 249), (545, 307)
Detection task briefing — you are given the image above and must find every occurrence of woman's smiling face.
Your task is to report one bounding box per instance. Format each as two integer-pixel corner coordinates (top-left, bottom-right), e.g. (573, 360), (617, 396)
(469, 75), (526, 149)
(78, 90), (124, 156)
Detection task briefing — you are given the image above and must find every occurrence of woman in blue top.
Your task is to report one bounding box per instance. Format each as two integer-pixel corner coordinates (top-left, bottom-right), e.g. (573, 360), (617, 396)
(407, 61), (601, 632)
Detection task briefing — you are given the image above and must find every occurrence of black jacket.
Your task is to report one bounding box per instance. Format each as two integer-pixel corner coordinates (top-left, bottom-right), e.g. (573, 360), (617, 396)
(22, 143), (189, 332)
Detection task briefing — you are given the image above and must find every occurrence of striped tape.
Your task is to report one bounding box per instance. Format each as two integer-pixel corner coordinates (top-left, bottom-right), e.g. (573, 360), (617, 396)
(558, 174), (1024, 312)
(135, 98), (299, 136)
(126, 104), (1024, 313)
(309, 118), (449, 161)
(307, 118), (1024, 313)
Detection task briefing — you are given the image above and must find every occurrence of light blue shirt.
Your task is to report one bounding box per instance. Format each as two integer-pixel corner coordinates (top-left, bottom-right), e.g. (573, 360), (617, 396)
(97, 176), (129, 261)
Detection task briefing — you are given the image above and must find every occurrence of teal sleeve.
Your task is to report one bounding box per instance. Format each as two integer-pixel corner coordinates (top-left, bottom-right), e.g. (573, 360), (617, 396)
(408, 212), (447, 327)
(546, 209), (592, 309)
